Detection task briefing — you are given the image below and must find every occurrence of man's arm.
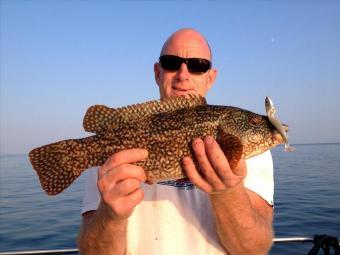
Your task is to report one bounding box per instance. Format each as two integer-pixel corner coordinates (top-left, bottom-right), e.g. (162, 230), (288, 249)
(77, 149), (148, 255)
(183, 136), (273, 255)
(77, 206), (128, 255)
(209, 186), (273, 255)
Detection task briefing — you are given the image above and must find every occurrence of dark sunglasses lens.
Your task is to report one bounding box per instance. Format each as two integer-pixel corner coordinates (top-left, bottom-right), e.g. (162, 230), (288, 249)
(187, 59), (211, 74)
(159, 55), (211, 74)
(159, 55), (182, 71)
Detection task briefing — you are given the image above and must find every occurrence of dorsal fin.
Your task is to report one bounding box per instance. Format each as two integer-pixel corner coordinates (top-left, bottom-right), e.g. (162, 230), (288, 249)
(83, 94), (207, 134)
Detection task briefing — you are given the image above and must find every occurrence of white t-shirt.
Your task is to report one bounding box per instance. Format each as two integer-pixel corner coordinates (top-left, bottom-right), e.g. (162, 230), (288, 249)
(81, 150), (274, 255)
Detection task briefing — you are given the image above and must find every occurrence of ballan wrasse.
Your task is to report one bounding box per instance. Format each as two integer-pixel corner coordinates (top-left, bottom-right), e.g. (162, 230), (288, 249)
(29, 95), (290, 195)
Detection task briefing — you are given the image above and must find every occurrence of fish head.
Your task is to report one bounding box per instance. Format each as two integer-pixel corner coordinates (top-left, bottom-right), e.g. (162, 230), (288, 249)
(265, 96), (276, 116)
(220, 108), (286, 158)
(265, 96), (274, 110)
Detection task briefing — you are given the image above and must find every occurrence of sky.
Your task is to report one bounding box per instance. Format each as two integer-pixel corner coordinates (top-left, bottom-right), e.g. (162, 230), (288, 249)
(1, 0), (340, 155)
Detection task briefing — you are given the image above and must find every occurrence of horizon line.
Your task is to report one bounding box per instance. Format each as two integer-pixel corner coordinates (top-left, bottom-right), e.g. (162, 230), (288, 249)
(1, 142), (340, 157)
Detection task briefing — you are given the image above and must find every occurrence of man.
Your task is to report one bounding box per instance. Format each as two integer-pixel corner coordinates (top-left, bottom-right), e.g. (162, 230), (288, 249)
(77, 28), (274, 255)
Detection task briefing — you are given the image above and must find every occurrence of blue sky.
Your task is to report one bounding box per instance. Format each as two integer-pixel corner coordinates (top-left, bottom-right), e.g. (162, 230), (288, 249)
(1, 1), (339, 154)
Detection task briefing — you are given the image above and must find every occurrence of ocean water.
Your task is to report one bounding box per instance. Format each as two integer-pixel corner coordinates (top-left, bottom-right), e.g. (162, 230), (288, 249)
(0, 144), (339, 254)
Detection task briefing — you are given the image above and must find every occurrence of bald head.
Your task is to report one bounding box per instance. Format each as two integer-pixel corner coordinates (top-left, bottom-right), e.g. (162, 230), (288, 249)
(160, 28), (212, 61)
(154, 28), (217, 100)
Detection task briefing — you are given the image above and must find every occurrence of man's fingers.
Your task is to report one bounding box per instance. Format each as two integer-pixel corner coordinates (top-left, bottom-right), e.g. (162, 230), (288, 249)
(108, 189), (144, 218)
(182, 157), (213, 193)
(121, 188), (144, 209)
(102, 148), (148, 170)
(96, 149), (148, 220)
(203, 136), (233, 180)
(100, 164), (147, 183)
(232, 158), (247, 177)
(192, 138), (224, 189)
(114, 178), (142, 197)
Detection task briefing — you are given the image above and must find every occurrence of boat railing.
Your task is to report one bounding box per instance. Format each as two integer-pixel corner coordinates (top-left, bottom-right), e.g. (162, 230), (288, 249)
(0, 249), (78, 255)
(0, 235), (339, 255)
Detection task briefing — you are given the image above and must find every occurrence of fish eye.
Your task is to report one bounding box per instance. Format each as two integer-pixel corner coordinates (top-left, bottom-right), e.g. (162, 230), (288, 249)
(249, 115), (263, 126)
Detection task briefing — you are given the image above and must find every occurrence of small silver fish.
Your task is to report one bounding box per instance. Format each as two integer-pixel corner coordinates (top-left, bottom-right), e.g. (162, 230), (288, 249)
(265, 97), (295, 152)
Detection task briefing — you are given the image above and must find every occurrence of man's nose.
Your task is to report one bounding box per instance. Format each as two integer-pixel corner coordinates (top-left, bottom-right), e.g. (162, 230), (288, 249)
(176, 62), (190, 81)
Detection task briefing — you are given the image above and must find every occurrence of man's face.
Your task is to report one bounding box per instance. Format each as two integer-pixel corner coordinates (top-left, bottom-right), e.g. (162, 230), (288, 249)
(154, 32), (217, 100)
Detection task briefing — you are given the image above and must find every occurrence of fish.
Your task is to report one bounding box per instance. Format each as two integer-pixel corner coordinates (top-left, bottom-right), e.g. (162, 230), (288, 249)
(265, 96), (295, 152)
(29, 95), (287, 195)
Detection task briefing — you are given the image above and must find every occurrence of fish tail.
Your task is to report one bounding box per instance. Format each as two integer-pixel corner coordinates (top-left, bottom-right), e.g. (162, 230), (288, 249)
(284, 144), (296, 152)
(29, 135), (106, 195)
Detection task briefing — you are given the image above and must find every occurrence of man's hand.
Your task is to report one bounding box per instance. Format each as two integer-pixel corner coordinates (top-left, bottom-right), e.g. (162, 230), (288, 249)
(97, 148), (148, 220)
(183, 135), (273, 254)
(182, 135), (246, 193)
(78, 148), (148, 255)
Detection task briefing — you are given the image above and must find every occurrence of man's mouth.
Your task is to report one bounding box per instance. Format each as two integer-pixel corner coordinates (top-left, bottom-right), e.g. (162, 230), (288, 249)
(172, 87), (195, 96)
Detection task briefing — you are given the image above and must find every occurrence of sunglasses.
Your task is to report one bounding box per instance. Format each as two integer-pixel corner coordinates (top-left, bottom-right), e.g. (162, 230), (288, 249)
(159, 55), (211, 74)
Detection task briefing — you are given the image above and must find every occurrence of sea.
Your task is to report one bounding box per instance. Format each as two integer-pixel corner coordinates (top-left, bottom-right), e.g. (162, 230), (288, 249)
(0, 143), (339, 255)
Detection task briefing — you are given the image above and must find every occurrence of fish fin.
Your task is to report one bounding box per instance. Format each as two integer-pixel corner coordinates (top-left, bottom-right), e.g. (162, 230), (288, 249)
(217, 131), (243, 170)
(29, 136), (104, 195)
(83, 105), (116, 134)
(83, 94), (207, 134)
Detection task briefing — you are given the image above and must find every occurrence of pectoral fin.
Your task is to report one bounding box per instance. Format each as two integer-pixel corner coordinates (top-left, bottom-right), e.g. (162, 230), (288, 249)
(217, 131), (243, 170)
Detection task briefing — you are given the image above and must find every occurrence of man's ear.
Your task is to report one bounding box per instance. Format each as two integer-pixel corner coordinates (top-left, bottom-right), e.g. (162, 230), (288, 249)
(206, 68), (218, 90)
(154, 62), (161, 86)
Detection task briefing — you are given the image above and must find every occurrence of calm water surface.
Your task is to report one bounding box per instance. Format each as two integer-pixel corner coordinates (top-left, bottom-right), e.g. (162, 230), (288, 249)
(0, 144), (339, 254)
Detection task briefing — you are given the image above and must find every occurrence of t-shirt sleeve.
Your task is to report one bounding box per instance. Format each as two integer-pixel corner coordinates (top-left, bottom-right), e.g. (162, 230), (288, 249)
(81, 167), (101, 214)
(243, 150), (274, 206)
